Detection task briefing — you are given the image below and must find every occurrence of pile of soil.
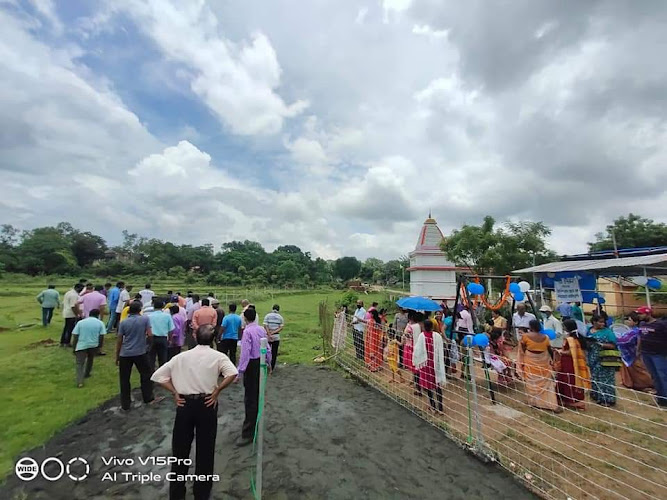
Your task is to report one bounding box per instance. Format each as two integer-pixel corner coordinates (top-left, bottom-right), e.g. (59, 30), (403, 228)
(1, 365), (534, 499)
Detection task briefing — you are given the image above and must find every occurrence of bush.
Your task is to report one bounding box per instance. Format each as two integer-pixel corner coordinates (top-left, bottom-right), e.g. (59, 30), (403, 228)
(340, 291), (359, 308)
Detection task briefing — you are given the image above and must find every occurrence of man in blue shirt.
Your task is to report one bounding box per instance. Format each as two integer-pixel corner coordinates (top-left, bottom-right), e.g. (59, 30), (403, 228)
(106, 281), (122, 332)
(116, 301), (157, 411)
(36, 284), (60, 326)
(147, 299), (175, 370)
(556, 302), (572, 320)
(72, 309), (105, 387)
(218, 303), (242, 364)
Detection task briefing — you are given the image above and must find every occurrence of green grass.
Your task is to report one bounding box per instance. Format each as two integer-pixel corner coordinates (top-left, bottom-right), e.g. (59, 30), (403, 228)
(0, 278), (388, 479)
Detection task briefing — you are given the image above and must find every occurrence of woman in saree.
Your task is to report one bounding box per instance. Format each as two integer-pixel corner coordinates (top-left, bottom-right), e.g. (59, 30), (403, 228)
(556, 319), (591, 410)
(403, 311), (422, 395)
(413, 319), (446, 413)
(618, 313), (654, 391)
(517, 319), (561, 411)
(364, 308), (384, 372)
(587, 314), (621, 407)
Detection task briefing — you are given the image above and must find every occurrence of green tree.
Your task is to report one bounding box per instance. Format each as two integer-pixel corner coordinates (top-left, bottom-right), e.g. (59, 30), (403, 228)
(70, 231), (107, 267)
(589, 213), (667, 252)
(17, 227), (78, 275)
(442, 216), (556, 275)
(333, 256), (362, 281)
(360, 257), (384, 281)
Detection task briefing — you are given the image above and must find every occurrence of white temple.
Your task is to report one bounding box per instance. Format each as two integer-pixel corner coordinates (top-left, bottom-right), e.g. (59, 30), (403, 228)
(407, 214), (459, 299)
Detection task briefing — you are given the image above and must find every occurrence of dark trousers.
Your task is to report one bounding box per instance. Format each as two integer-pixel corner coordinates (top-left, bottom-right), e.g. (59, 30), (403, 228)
(186, 321), (196, 349)
(242, 358), (260, 439)
(61, 317), (76, 345)
(352, 329), (365, 360)
(118, 355), (154, 410)
(75, 348), (96, 385)
(643, 353), (667, 407)
(426, 387), (443, 411)
(218, 339), (237, 365)
(42, 307), (54, 326)
(168, 345), (182, 360)
(149, 336), (169, 370)
(170, 398), (218, 500)
(270, 340), (279, 370)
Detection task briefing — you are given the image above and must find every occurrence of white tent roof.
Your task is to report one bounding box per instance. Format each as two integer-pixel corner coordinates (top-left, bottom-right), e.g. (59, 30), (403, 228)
(514, 253), (667, 275)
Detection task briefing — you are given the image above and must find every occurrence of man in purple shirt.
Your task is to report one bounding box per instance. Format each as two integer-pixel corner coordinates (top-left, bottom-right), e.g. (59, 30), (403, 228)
(236, 307), (271, 447)
(168, 305), (186, 360)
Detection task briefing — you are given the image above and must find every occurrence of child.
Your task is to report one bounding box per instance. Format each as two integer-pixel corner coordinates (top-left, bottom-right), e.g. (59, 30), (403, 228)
(386, 328), (404, 384)
(489, 329), (513, 386)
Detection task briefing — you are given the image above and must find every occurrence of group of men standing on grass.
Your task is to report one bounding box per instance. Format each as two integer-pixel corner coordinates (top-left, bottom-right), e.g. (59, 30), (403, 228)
(37, 280), (285, 499)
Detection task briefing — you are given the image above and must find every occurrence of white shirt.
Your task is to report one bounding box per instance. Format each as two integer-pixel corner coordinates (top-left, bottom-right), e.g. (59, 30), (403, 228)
(352, 307), (366, 332)
(543, 315), (564, 348)
(63, 289), (79, 319)
(512, 312), (536, 329)
(139, 289), (155, 306)
(151, 345), (238, 395)
(263, 311), (284, 341)
(116, 289), (131, 313)
(457, 309), (474, 333)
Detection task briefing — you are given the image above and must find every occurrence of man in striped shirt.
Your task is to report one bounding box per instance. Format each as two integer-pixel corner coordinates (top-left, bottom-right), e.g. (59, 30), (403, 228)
(263, 304), (284, 371)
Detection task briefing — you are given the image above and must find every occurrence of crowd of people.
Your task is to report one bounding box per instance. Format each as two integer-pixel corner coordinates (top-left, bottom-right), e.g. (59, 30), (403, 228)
(35, 280), (286, 499)
(344, 298), (667, 412)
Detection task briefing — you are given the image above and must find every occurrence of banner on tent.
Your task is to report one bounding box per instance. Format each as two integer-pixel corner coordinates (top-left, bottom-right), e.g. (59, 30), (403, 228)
(554, 277), (583, 303)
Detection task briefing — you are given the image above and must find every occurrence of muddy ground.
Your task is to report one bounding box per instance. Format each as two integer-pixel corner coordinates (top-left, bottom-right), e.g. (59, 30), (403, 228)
(2, 365), (534, 499)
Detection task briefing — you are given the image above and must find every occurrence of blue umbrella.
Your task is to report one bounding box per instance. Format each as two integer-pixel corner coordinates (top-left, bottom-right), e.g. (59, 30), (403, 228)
(396, 296), (442, 312)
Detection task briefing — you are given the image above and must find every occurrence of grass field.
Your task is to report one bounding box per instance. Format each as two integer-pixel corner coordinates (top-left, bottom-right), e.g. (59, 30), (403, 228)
(0, 277), (388, 479)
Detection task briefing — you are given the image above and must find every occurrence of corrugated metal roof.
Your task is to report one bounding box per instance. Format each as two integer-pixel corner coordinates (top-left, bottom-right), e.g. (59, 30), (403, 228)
(514, 253), (667, 274)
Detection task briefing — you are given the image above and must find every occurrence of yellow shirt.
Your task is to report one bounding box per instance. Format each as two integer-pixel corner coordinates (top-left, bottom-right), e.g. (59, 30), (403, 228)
(120, 305), (134, 322)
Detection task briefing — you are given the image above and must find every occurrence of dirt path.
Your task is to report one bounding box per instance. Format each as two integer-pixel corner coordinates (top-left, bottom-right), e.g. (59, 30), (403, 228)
(2, 365), (534, 499)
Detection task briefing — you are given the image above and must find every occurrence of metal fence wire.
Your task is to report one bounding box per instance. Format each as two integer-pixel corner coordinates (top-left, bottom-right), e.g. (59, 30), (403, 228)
(330, 310), (667, 500)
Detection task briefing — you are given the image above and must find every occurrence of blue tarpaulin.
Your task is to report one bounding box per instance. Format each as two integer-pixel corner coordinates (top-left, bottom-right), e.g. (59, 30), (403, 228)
(540, 271), (598, 304)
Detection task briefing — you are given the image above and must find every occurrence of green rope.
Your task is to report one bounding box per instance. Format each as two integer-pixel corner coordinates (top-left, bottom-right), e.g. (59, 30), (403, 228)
(250, 351), (269, 500)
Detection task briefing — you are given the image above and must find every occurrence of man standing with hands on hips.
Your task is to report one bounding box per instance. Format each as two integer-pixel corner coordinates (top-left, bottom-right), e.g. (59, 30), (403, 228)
(152, 324), (238, 500)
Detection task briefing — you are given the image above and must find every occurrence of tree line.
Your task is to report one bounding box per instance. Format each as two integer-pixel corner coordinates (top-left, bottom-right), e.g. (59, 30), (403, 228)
(0, 222), (408, 287)
(1, 213), (663, 285)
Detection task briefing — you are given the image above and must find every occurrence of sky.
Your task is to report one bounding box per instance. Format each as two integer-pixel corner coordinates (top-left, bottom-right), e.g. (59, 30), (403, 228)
(1, 0), (666, 261)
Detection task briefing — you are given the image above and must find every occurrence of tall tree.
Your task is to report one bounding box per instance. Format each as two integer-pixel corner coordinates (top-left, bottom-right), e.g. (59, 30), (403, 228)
(17, 227), (78, 275)
(589, 213), (667, 251)
(442, 216), (556, 275)
(360, 257), (384, 281)
(70, 231), (108, 267)
(333, 256), (362, 281)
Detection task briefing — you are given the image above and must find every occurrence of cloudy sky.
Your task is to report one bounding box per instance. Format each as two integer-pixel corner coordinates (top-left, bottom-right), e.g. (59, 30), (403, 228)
(1, 0), (666, 261)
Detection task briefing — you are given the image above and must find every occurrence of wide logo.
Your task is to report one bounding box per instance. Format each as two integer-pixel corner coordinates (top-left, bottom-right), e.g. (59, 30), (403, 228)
(15, 456), (89, 482)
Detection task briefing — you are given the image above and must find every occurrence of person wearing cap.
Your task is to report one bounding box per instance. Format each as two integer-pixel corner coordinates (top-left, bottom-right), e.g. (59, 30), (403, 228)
(540, 305), (563, 348)
(636, 306), (667, 407)
(151, 324), (238, 499)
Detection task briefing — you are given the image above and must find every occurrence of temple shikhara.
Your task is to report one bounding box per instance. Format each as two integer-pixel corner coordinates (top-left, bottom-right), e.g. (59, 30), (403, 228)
(407, 214), (459, 300)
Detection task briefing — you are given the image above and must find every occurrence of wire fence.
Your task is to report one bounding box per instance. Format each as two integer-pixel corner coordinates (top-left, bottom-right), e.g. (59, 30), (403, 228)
(330, 309), (667, 500)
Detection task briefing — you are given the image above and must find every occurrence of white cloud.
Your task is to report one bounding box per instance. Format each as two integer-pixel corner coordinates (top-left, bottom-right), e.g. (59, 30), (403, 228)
(2, 0), (667, 263)
(412, 24), (448, 39)
(27, 0), (62, 34)
(109, 0), (309, 135)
